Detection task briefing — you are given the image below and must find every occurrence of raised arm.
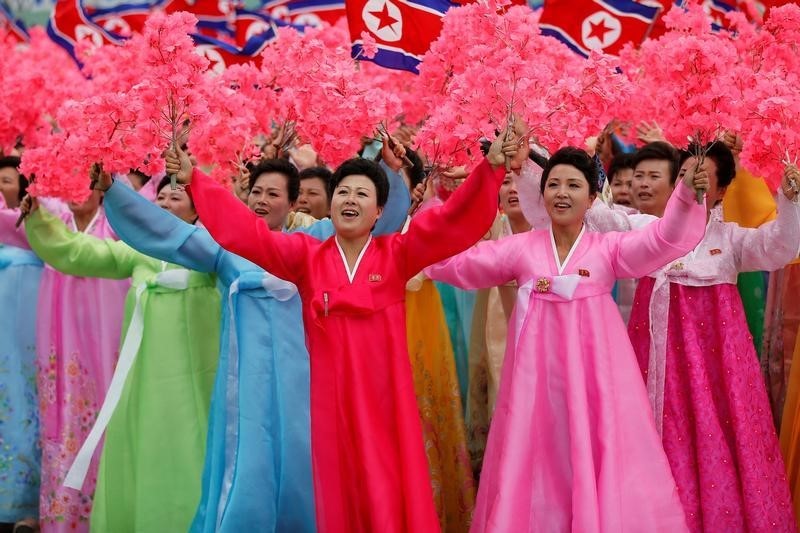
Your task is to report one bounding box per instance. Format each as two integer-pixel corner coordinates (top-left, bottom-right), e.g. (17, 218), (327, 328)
(517, 158), (550, 230)
(424, 232), (523, 290)
(374, 161), (411, 234)
(104, 180), (222, 273)
(611, 181), (706, 279)
(735, 191), (800, 272)
(188, 168), (313, 283)
(25, 206), (135, 279)
(398, 157), (506, 278)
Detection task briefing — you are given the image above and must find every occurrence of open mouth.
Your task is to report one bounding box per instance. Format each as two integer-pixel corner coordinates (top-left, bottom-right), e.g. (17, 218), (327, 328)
(341, 209), (359, 220)
(507, 197), (519, 206)
(254, 208), (269, 216)
(637, 192), (653, 201)
(295, 207), (310, 214)
(554, 202), (571, 210)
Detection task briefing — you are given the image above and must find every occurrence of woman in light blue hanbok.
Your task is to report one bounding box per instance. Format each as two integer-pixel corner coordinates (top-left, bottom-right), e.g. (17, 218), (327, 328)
(100, 159), (410, 532)
(0, 202), (43, 527)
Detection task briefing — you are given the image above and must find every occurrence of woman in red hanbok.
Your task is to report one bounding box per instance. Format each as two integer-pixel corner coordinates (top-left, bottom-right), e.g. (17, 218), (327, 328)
(166, 132), (520, 533)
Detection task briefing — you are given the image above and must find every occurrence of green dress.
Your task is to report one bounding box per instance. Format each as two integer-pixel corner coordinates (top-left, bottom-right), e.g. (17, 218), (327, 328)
(26, 207), (221, 532)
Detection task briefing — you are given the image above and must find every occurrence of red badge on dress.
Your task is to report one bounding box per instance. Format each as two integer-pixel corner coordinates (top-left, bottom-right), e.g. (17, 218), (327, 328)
(578, 269), (590, 277)
(368, 274), (382, 282)
(710, 249), (722, 256)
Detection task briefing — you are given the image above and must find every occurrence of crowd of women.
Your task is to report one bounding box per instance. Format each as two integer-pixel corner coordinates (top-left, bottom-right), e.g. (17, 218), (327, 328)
(1, 118), (800, 533)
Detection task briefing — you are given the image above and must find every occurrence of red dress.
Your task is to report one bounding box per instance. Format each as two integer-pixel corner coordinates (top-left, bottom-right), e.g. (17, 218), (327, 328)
(188, 159), (504, 532)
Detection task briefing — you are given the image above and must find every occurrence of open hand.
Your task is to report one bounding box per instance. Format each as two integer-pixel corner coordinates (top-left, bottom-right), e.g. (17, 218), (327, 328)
(636, 120), (666, 144)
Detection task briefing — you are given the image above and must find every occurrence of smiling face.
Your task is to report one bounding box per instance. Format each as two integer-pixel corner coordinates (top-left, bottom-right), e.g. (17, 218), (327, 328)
(296, 176), (329, 219)
(632, 159), (674, 217)
(156, 184), (197, 224)
(0, 166), (21, 208)
(247, 172), (294, 231)
(330, 174), (383, 240)
(542, 164), (595, 228)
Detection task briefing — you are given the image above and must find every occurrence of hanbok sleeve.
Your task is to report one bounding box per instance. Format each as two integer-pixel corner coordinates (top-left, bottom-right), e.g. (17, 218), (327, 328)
(733, 193), (800, 272)
(104, 180), (222, 273)
(374, 161), (412, 234)
(517, 159), (550, 230)
(424, 234), (523, 289)
(188, 168), (314, 284)
(611, 181), (706, 279)
(0, 206), (30, 249)
(396, 158), (505, 279)
(25, 207), (136, 279)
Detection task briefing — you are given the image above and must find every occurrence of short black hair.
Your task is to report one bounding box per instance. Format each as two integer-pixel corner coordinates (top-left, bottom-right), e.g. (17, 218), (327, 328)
(0, 155), (28, 201)
(632, 142), (680, 184)
(249, 158), (300, 203)
(129, 169), (150, 187)
(685, 141), (737, 189)
(607, 153), (636, 184)
(539, 147), (599, 196)
(330, 158), (389, 207)
(299, 166), (333, 201)
(404, 148), (425, 188)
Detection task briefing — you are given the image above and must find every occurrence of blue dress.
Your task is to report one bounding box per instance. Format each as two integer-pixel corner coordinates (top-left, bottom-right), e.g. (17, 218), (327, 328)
(103, 166), (410, 533)
(0, 245), (42, 522)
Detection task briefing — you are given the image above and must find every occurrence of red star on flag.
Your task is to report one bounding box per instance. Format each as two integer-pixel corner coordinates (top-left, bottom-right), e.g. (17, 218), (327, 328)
(369, 2), (398, 31)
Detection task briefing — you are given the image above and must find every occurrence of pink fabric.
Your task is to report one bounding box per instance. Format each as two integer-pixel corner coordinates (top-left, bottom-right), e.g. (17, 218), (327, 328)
(425, 181), (706, 532)
(629, 280), (796, 532)
(35, 208), (129, 532)
(0, 205), (31, 249)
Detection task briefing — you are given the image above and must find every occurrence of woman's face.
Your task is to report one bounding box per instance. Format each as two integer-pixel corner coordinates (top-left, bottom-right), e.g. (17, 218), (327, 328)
(247, 172), (294, 231)
(331, 174), (382, 240)
(610, 168), (634, 207)
(543, 164), (595, 228)
(156, 184), (197, 224)
(68, 189), (102, 217)
(679, 156), (723, 213)
(499, 172), (524, 220)
(295, 177), (329, 220)
(631, 159), (674, 217)
(0, 166), (21, 208)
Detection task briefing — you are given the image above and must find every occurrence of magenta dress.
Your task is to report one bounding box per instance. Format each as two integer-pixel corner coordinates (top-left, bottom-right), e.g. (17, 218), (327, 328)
(628, 197), (800, 532)
(35, 206), (129, 531)
(425, 181), (706, 531)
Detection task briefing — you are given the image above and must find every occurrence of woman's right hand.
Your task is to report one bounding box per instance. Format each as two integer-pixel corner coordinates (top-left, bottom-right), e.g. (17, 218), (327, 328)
(165, 143), (194, 185)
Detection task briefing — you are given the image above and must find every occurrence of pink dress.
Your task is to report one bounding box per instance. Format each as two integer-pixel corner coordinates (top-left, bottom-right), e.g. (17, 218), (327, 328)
(425, 181), (705, 532)
(628, 196), (800, 532)
(30, 206), (129, 532)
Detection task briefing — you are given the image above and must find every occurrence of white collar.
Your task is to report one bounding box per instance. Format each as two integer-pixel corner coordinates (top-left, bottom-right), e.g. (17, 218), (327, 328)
(335, 235), (372, 283)
(550, 224), (586, 275)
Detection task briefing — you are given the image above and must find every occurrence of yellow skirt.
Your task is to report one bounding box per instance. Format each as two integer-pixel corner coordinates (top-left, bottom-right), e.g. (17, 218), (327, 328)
(406, 279), (476, 533)
(778, 262), (800, 526)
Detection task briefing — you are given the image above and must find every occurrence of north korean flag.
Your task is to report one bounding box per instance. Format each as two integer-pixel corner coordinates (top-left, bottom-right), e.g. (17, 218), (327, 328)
(48, 0), (120, 63)
(286, 0), (346, 26)
(539, 0), (661, 57)
(85, 0), (161, 38)
(347, 0), (454, 73)
(0, 0), (30, 42)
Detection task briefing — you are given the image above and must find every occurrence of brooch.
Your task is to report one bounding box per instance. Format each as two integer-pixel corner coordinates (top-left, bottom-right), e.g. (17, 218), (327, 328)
(368, 274), (382, 282)
(670, 262), (684, 271)
(710, 249), (722, 256)
(535, 278), (551, 293)
(578, 269), (590, 277)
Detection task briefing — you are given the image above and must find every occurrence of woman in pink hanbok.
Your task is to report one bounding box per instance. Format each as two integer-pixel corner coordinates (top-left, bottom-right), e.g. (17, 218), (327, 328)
(2, 187), (130, 532)
(627, 143), (800, 532)
(426, 146), (707, 531)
